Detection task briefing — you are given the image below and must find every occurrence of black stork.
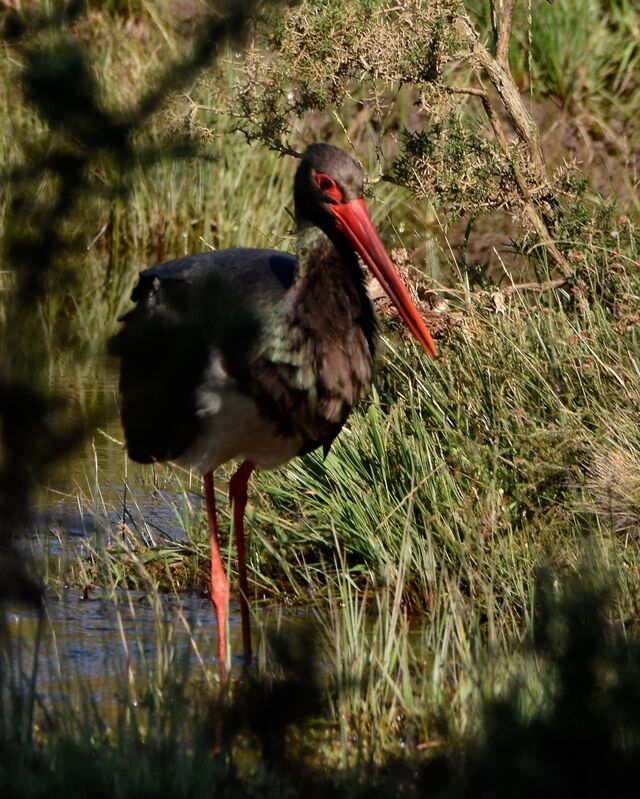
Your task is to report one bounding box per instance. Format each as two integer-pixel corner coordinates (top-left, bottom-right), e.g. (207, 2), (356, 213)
(110, 143), (437, 676)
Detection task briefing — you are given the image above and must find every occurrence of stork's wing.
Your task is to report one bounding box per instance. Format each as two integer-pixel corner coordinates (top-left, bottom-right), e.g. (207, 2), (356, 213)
(109, 249), (296, 463)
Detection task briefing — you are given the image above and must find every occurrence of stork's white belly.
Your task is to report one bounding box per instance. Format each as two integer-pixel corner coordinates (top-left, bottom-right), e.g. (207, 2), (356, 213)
(177, 352), (303, 474)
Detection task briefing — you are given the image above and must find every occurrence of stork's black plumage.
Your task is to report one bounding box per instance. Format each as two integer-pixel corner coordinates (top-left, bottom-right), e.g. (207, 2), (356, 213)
(110, 143), (437, 675)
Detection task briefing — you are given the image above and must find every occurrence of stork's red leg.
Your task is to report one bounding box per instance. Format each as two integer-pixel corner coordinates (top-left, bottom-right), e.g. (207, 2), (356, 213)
(229, 460), (255, 664)
(204, 470), (228, 677)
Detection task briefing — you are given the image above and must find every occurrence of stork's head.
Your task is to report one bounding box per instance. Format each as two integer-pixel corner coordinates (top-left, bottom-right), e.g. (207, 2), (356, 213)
(295, 143), (437, 358)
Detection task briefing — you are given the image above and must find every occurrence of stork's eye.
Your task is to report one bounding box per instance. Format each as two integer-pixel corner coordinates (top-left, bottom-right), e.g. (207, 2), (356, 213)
(315, 172), (342, 202)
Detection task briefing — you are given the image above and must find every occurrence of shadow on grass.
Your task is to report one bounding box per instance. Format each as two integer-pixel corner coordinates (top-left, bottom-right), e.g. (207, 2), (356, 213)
(2, 569), (640, 797)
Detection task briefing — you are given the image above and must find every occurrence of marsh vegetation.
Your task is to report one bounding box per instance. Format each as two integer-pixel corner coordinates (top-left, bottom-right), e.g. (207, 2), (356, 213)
(1, 0), (639, 794)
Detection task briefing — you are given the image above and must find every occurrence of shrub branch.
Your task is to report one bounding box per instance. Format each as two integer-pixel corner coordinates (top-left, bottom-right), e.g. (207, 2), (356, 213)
(455, 9), (571, 275)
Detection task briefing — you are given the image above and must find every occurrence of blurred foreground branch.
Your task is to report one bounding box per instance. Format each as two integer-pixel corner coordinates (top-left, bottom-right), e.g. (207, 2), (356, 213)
(0, 0), (263, 606)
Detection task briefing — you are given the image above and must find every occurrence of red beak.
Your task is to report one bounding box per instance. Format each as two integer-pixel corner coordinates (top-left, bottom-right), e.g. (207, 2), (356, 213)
(330, 198), (437, 358)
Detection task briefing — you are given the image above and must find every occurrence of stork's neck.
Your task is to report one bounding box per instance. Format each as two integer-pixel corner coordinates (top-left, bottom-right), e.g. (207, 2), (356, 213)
(287, 216), (376, 363)
(295, 222), (328, 272)
(293, 218), (365, 291)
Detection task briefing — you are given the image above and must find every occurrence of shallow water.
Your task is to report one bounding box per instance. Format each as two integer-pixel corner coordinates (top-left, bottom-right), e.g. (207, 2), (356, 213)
(4, 589), (246, 704)
(8, 362), (250, 706)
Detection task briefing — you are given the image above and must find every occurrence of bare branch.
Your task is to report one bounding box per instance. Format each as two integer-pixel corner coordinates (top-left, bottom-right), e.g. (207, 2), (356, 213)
(496, 0), (518, 66)
(455, 13), (546, 182)
(489, 0), (499, 52)
(442, 84), (488, 98)
(500, 278), (569, 296)
(453, 12), (572, 276)
(477, 84), (571, 276)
